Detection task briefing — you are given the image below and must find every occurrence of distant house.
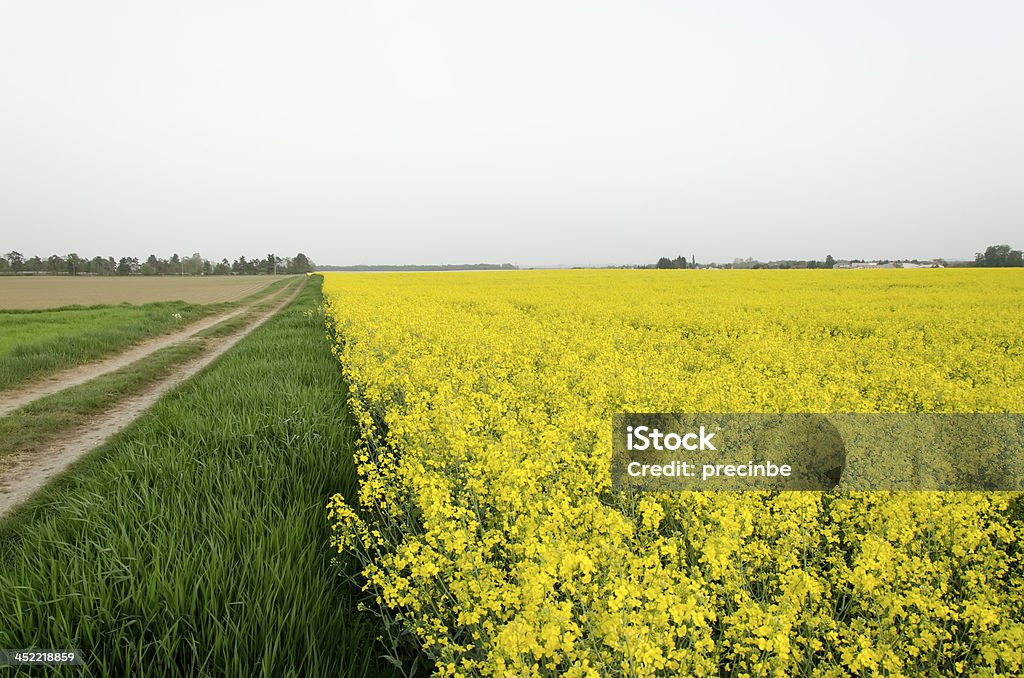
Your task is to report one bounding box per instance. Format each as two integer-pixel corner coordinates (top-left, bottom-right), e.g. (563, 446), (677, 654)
(836, 260), (944, 270)
(891, 261), (946, 269)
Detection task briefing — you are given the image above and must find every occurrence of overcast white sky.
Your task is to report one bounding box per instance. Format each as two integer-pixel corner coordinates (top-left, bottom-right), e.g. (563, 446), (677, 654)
(1, 1), (1022, 266)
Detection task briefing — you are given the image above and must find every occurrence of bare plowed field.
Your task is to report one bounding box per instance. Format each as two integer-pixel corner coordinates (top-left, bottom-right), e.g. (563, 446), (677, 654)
(0, 276), (285, 309)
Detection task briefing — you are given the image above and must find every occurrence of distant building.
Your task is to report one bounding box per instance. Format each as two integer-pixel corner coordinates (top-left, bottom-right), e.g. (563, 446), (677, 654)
(835, 261), (878, 269)
(835, 260), (944, 270)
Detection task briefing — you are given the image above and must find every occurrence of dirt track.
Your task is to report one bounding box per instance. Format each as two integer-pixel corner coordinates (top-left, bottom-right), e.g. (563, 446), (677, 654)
(0, 280), (305, 517)
(0, 308), (248, 417)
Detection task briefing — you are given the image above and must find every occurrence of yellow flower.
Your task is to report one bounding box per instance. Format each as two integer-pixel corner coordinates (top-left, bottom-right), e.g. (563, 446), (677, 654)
(322, 269), (1024, 676)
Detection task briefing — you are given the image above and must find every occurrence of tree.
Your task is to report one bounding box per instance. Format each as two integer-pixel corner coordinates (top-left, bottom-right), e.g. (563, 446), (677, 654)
(183, 252), (203, 276)
(824, 254), (835, 269)
(656, 256), (688, 270)
(89, 256), (113, 275)
(5, 251), (23, 272)
(289, 253), (314, 274)
(46, 254), (65, 273)
(117, 257), (139, 275)
(975, 244), (1023, 267)
(4, 250), (23, 272)
(66, 252), (83, 275)
(141, 254), (158, 276)
(2, 250), (315, 275)
(142, 254), (161, 276)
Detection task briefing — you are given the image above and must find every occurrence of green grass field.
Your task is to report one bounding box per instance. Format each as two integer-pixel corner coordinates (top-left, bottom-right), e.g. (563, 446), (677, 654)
(0, 278), (302, 464)
(0, 301), (211, 391)
(0, 277), (398, 676)
(0, 279), (293, 392)
(0, 340), (206, 464)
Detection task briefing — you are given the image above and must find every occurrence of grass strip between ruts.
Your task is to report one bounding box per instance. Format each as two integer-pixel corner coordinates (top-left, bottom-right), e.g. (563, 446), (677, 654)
(0, 277), (296, 393)
(0, 277), (305, 464)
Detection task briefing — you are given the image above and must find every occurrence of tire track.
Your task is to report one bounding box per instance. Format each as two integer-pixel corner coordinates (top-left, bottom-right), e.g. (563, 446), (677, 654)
(0, 280), (306, 517)
(0, 281), (295, 417)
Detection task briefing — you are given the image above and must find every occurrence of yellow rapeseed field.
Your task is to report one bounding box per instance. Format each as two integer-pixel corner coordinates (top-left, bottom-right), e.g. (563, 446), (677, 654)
(323, 269), (1024, 677)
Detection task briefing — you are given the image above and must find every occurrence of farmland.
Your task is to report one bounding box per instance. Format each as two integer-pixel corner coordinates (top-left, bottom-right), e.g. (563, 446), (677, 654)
(0, 278), (302, 469)
(323, 269), (1024, 676)
(0, 278), (291, 391)
(1, 269), (1022, 676)
(0, 302), (213, 392)
(0, 275), (283, 309)
(0, 277), (396, 676)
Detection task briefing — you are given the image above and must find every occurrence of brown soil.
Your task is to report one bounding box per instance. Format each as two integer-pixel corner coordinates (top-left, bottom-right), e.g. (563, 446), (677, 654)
(0, 275), (288, 310)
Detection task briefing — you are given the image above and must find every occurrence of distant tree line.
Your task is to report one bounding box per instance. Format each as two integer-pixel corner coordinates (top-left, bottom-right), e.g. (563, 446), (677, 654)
(974, 244), (1023, 267)
(651, 255), (839, 269)
(655, 256), (693, 269)
(727, 255), (838, 269)
(317, 263), (517, 272)
(0, 251), (314, 276)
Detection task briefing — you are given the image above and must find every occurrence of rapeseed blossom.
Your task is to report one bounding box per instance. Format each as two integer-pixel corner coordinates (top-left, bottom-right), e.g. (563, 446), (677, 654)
(324, 269), (1024, 676)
